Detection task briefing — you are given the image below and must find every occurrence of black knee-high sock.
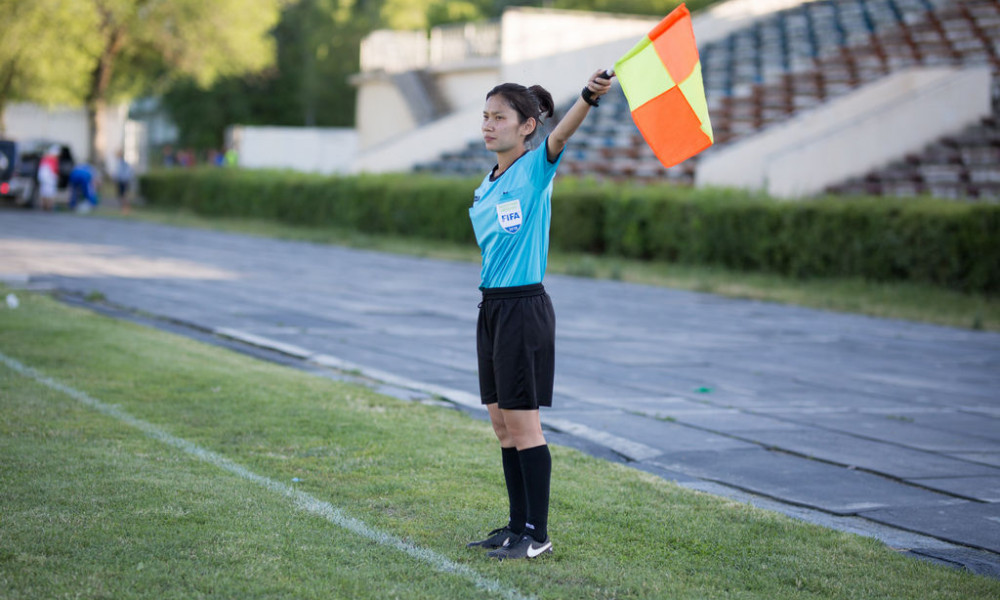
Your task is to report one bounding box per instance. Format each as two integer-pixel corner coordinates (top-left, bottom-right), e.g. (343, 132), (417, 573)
(518, 444), (551, 542)
(501, 446), (527, 534)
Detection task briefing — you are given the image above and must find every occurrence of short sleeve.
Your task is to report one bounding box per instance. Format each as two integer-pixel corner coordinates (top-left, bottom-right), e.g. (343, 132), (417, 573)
(528, 135), (563, 187)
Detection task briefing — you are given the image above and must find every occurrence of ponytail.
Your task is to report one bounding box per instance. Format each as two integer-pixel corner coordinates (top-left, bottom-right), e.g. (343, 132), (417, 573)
(527, 85), (555, 120)
(487, 83), (555, 142)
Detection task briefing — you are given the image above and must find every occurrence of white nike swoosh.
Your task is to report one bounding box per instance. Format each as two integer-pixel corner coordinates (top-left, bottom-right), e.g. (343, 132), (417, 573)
(501, 537), (511, 547)
(526, 541), (552, 558)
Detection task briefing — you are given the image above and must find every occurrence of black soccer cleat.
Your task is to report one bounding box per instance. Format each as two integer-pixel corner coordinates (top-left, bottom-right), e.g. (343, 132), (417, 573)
(486, 533), (552, 561)
(467, 526), (519, 549)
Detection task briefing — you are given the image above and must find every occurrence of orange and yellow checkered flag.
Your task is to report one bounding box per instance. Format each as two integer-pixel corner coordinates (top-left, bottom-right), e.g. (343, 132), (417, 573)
(614, 4), (714, 168)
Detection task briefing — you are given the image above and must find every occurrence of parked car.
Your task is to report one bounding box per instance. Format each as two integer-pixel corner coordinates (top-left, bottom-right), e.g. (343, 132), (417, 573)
(0, 140), (16, 200)
(0, 139), (75, 207)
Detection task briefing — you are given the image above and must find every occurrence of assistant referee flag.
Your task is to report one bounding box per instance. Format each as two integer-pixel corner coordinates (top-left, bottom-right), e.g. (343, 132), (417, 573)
(614, 3), (714, 168)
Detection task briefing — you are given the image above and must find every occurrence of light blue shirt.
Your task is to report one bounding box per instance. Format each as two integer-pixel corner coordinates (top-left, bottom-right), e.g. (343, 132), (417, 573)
(470, 138), (563, 289)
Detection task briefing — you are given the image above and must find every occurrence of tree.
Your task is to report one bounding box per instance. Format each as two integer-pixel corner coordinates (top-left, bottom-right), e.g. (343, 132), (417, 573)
(80, 0), (280, 168)
(159, 0), (709, 150)
(550, 0), (716, 17)
(0, 0), (98, 134)
(162, 0), (374, 149)
(271, 0), (370, 128)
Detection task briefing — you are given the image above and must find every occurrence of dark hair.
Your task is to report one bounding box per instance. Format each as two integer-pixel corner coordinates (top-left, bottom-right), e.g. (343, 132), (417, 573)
(486, 83), (555, 141)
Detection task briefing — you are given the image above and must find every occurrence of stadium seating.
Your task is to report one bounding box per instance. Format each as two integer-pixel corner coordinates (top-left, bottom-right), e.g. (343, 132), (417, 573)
(417, 0), (1000, 200)
(827, 115), (1000, 199)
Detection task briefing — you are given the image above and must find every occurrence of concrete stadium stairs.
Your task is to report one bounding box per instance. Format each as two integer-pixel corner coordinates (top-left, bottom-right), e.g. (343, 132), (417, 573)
(418, 0), (1000, 200)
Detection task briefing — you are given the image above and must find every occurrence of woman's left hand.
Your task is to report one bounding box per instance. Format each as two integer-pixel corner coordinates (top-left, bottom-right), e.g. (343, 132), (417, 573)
(549, 69), (617, 159)
(585, 69), (614, 100)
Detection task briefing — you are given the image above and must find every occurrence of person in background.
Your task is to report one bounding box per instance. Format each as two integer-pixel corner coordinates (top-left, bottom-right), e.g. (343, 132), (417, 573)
(68, 163), (99, 213)
(37, 145), (60, 212)
(162, 144), (176, 167)
(223, 146), (238, 167)
(113, 150), (134, 214)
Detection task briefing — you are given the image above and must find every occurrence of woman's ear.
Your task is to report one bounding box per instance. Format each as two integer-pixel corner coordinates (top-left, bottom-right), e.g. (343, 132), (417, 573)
(519, 117), (537, 138)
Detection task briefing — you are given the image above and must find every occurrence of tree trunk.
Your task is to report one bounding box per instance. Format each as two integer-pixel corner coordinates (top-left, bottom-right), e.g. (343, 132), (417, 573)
(86, 99), (104, 168)
(86, 53), (115, 171)
(86, 6), (125, 171)
(0, 60), (19, 137)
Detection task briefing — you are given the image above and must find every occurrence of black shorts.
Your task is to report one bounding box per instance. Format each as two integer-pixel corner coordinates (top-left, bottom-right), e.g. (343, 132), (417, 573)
(477, 283), (555, 410)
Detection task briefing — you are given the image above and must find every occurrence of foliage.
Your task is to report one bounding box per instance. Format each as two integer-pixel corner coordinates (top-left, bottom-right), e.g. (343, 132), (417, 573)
(82, 0), (280, 98)
(3, 0), (731, 145)
(140, 168), (476, 242)
(158, 0), (731, 147)
(158, 0), (514, 144)
(0, 0), (280, 163)
(0, 0), (100, 126)
(138, 169), (1000, 294)
(160, 74), (281, 150)
(551, 0), (717, 16)
(161, 0), (372, 148)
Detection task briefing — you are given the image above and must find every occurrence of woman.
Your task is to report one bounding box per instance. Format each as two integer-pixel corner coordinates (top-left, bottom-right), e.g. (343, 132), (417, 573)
(466, 70), (613, 561)
(113, 150), (134, 214)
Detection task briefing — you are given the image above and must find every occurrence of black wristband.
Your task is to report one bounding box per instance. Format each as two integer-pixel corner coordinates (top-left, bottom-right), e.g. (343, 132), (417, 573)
(581, 87), (600, 107)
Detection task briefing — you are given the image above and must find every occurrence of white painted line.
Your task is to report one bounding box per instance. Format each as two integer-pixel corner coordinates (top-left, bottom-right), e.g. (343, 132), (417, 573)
(308, 353), (359, 371)
(0, 350), (531, 600)
(310, 353), (484, 410)
(213, 328), (316, 360)
(210, 334), (482, 413)
(542, 417), (663, 462)
(419, 383), (484, 411)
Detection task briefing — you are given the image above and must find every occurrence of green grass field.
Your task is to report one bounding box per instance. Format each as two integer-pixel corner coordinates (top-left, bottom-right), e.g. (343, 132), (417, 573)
(2, 289), (999, 599)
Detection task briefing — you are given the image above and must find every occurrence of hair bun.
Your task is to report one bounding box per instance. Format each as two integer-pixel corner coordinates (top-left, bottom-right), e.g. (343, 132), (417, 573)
(529, 85), (555, 119)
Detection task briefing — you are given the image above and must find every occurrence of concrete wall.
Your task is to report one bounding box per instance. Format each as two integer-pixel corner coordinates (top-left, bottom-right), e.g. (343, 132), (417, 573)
(695, 66), (994, 198)
(2, 102), (130, 168)
(354, 76), (419, 151)
(351, 7), (659, 173)
(499, 8), (658, 66)
(347, 0), (813, 175)
(231, 126), (358, 174)
(352, 107), (483, 174)
(433, 62), (501, 113)
(499, 9), (659, 105)
(353, 66), (496, 152)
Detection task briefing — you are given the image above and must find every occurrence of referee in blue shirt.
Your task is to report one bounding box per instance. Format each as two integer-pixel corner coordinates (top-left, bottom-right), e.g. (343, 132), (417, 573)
(466, 70), (613, 561)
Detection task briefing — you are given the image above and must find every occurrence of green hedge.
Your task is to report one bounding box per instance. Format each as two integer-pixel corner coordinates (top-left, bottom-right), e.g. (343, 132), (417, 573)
(140, 168), (1000, 293)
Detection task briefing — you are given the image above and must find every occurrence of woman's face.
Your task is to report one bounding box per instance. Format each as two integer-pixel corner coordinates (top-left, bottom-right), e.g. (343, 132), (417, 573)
(482, 94), (535, 154)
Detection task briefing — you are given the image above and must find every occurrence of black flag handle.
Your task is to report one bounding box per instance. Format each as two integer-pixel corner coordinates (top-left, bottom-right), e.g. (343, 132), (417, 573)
(581, 69), (616, 107)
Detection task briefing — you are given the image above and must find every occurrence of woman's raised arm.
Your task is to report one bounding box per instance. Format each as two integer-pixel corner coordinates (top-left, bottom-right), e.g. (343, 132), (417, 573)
(546, 70), (614, 162)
